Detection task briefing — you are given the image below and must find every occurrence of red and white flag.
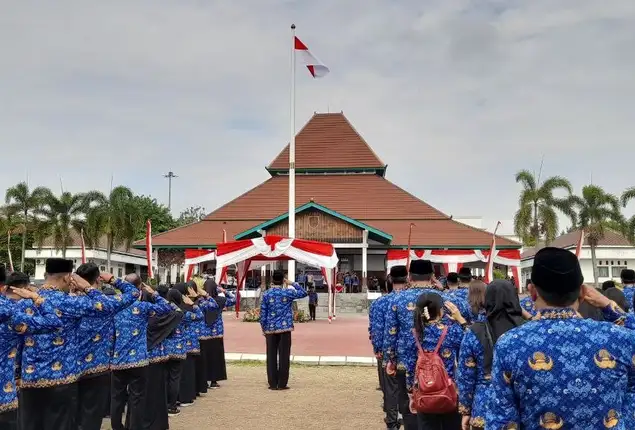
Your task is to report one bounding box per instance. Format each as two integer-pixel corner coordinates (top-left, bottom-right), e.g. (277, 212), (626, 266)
(146, 220), (153, 279)
(295, 36), (329, 78)
(575, 229), (584, 258)
(484, 221), (502, 284)
(80, 228), (87, 264)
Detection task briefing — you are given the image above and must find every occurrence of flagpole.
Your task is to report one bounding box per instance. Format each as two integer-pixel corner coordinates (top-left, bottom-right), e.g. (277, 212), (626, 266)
(288, 23), (297, 282)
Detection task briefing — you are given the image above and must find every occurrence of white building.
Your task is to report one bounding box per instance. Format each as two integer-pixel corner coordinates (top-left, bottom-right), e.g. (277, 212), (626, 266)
(25, 234), (148, 280)
(520, 229), (634, 288)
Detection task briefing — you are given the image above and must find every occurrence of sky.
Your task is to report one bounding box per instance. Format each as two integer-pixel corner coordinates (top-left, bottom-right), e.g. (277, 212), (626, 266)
(2, 0), (634, 237)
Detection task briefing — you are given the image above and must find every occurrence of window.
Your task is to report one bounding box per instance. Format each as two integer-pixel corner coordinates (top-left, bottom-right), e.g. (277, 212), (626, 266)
(118, 268), (123, 278)
(100, 266), (106, 272)
(612, 266), (628, 278)
(598, 267), (609, 277)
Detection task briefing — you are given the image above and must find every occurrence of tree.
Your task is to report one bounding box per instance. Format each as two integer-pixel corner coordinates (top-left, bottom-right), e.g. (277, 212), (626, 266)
(85, 186), (140, 272)
(514, 170), (576, 246)
(37, 190), (104, 258)
(570, 185), (625, 288)
(4, 182), (50, 270)
(621, 186), (635, 244)
(131, 195), (176, 241)
(176, 206), (207, 227)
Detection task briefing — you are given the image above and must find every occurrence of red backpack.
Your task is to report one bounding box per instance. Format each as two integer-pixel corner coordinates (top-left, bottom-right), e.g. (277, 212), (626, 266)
(410, 327), (458, 414)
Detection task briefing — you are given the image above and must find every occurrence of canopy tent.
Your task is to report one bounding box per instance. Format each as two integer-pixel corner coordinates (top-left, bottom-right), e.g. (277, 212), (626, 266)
(386, 249), (521, 288)
(215, 235), (340, 322)
(183, 249), (216, 281)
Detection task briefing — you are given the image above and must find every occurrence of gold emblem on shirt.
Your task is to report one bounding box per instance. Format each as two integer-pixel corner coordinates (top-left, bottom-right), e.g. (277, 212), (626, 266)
(85, 354), (93, 363)
(132, 307), (140, 315)
(51, 362), (62, 371)
(464, 357), (476, 368)
(389, 327), (397, 335)
(93, 334), (101, 342)
(441, 349), (452, 359)
(539, 412), (563, 429)
(503, 371), (512, 384)
(8, 348), (17, 359)
(176, 344), (182, 349)
(392, 305), (397, 311)
(528, 352), (553, 371)
(13, 323), (27, 334)
(503, 424), (518, 430)
(94, 302), (103, 311)
(594, 349), (617, 369)
(25, 365), (35, 374)
(604, 409), (619, 428)
(406, 302), (416, 311)
(129, 350), (136, 356)
(54, 309), (62, 317)
(24, 337), (34, 347)
(132, 329), (139, 336)
(52, 337), (64, 346)
(25, 307), (34, 316)
(3, 382), (14, 393)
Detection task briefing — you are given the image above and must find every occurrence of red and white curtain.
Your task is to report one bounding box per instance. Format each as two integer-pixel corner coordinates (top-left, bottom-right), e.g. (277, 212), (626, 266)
(183, 249), (215, 281)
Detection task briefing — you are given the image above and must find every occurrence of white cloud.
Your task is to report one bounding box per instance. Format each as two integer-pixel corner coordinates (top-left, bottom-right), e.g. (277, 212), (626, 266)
(1, 0), (634, 228)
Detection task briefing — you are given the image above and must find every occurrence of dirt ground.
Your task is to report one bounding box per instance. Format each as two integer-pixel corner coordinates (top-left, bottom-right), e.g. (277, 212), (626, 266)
(101, 362), (385, 430)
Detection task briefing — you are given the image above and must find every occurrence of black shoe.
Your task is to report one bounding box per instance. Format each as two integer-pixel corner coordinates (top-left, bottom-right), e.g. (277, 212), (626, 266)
(168, 408), (181, 417)
(268, 386), (278, 390)
(278, 386), (290, 390)
(209, 382), (220, 389)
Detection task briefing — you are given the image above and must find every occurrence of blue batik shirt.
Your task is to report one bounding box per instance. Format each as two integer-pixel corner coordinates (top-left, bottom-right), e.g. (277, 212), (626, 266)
(184, 305), (204, 354)
(520, 296), (537, 318)
(111, 292), (172, 370)
(77, 279), (139, 377)
(308, 291), (318, 305)
(457, 329), (493, 429)
(163, 310), (189, 361)
(368, 293), (393, 356)
(1, 298), (62, 413)
(444, 289), (473, 324)
(486, 307), (635, 430)
(622, 285), (635, 313)
(260, 283), (308, 335)
(20, 287), (119, 388)
(0, 296), (15, 323)
(195, 298), (219, 340)
(210, 292), (236, 338)
(382, 286), (444, 376)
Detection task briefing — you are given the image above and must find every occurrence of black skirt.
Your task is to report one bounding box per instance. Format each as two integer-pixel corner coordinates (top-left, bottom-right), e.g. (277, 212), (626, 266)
(142, 362), (169, 430)
(205, 337), (227, 382)
(178, 356), (197, 404)
(194, 346), (208, 395)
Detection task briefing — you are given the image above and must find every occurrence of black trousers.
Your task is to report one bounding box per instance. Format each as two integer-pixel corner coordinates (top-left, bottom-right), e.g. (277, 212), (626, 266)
(19, 382), (78, 430)
(179, 356), (197, 403)
(110, 366), (147, 430)
(166, 359), (183, 409)
(308, 304), (316, 320)
(77, 373), (110, 430)
(0, 410), (17, 430)
(381, 365), (400, 429)
(417, 411), (461, 430)
(194, 350), (208, 395)
(396, 371), (418, 430)
(265, 331), (292, 389)
(142, 362), (169, 430)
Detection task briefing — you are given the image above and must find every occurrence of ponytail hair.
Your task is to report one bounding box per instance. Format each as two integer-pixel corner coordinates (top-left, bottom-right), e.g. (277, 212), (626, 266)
(413, 292), (443, 336)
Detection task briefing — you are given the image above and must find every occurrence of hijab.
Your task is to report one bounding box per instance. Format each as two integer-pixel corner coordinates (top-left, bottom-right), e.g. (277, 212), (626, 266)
(472, 280), (525, 374)
(145, 286), (183, 349)
(204, 279), (223, 325)
(167, 288), (193, 312)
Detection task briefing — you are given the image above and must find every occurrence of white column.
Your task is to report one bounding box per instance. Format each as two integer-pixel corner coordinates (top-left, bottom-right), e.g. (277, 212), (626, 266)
(362, 230), (368, 292)
(287, 24), (297, 282)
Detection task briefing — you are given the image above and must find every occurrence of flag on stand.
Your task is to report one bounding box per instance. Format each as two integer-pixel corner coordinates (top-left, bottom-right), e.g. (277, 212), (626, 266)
(295, 36), (330, 78)
(146, 220), (153, 279)
(484, 221), (502, 284)
(575, 229), (584, 258)
(80, 229), (87, 264)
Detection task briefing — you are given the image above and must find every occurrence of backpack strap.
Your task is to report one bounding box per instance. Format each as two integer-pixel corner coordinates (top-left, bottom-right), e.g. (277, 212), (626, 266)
(434, 327), (449, 354)
(411, 328), (425, 354)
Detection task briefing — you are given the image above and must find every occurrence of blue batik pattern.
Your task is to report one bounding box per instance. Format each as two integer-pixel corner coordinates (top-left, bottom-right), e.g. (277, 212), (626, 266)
(184, 305), (204, 354)
(622, 286), (635, 314)
(0, 297), (15, 324)
(457, 329), (492, 429)
(210, 292), (236, 338)
(195, 298), (219, 340)
(77, 280), (139, 377)
(111, 292), (172, 370)
(485, 308), (635, 430)
(259, 284), (308, 335)
(163, 309), (188, 361)
(520, 296), (537, 317)
(1, 298), (62, 412)
(368, 293), (393, 355)
(19, 288), (119, 388)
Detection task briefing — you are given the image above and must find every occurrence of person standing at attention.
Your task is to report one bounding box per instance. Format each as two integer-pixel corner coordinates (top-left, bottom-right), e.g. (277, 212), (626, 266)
(620, 269), (635, 312)
(308, 287), (318, 321)
(487, 247), (635, 429)
(259, 270), (307, 390)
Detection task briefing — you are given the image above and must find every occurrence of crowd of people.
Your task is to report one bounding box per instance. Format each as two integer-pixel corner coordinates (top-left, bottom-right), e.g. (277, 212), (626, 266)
(0, 258), (235, 430)
(369, 249), (635, 430)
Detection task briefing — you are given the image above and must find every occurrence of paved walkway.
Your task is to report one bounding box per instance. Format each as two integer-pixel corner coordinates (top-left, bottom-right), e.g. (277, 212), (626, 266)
(223, 313), (373, 358)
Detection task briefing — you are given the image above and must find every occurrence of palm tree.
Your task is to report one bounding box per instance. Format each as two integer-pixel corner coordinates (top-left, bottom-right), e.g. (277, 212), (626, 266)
(621, 186), (635, 243)
(513, 170), (576, 245)
(85, 186), (140, 272)
(0, 205), (25, 271)
(37, 190), (104, 258)
(570, 185), (625, 288)
(4, 182), (51, 270)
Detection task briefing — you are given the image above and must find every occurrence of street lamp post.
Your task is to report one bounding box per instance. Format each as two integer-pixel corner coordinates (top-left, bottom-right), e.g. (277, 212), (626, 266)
(163, 171), (178, 210)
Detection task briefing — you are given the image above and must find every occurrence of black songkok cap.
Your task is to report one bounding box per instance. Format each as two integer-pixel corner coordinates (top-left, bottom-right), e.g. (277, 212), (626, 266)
(621, 269), (635, 283)
(531, 247), (583, 293)
(272, 270), (284, 285)
(446, 272), (459, 284)
(45, 258), (74, 275)
(0, 265), (6, 284)
(389, 265), (408, 283)
(458, 267), (472, 280)
(410, 260), (433, 276)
